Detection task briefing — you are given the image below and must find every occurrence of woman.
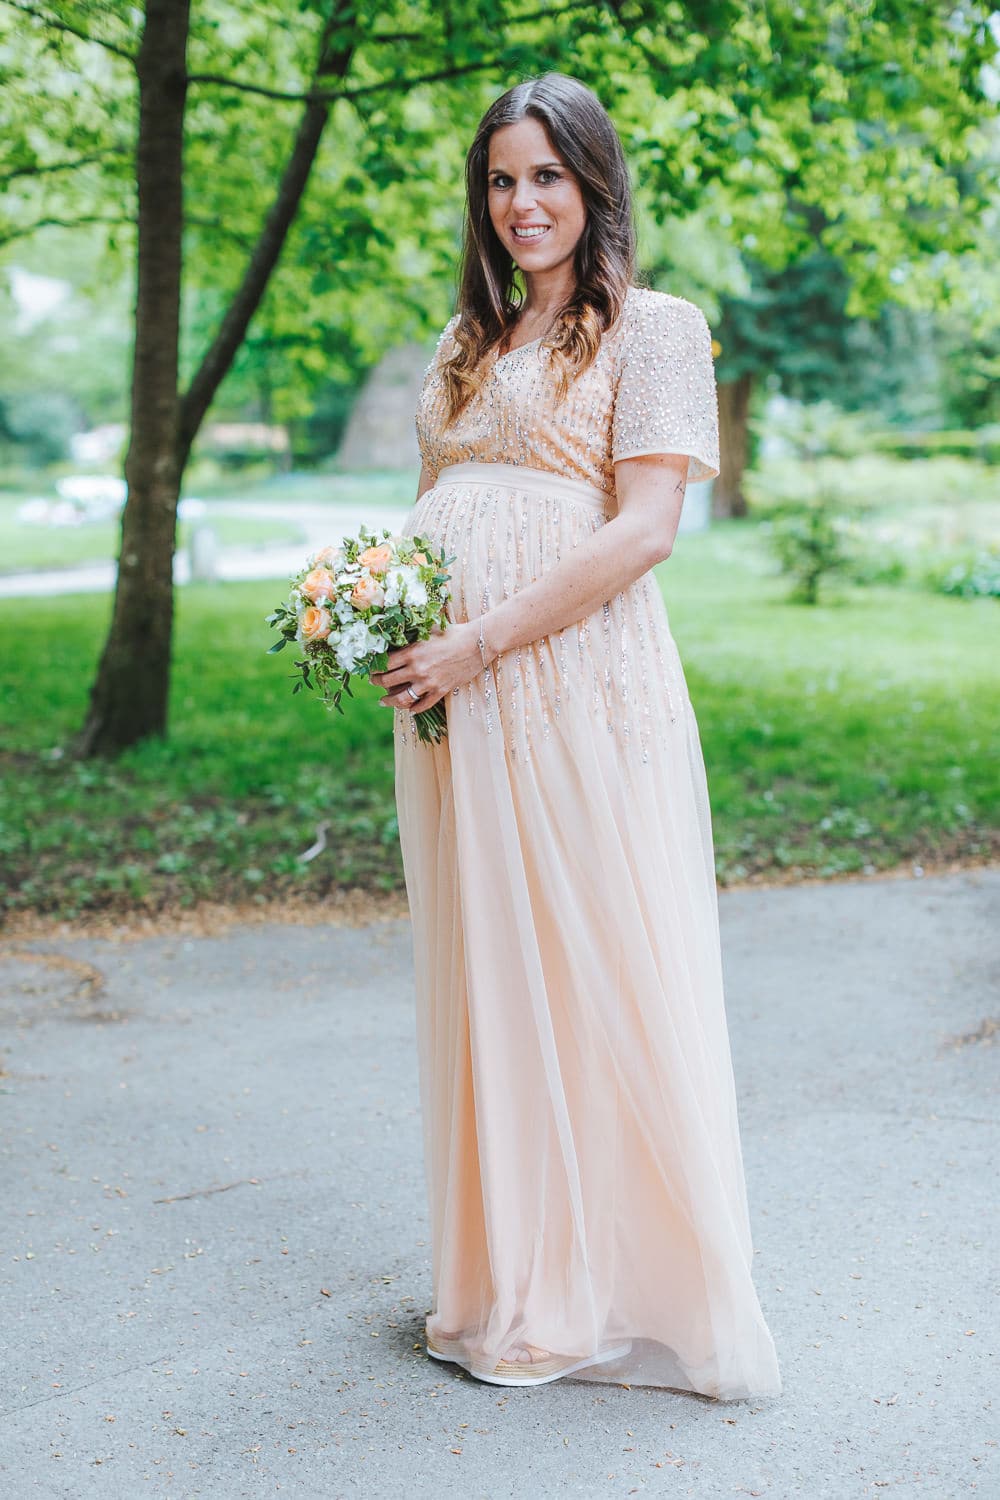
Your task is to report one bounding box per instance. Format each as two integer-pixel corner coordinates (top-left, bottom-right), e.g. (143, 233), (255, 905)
(370, 72), (782, 1399)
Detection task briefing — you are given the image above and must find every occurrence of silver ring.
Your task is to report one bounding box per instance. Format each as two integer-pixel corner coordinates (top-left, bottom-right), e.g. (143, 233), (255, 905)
(406, 685), (419, 702)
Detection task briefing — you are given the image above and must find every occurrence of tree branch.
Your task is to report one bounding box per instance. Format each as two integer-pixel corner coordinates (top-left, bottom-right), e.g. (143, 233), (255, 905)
(0, 213), (133, 247)
(184, 3), (600, 104)
(0, 147), (129, 186)
(2, 0), (136, 62)
(340, 57), (512, 103)
(183, 71), (320, 103)
(368, 4), (585, 42)
(183, 214), (255, 251)
(187, 55), (505, 104)
(178, 7), (356, 456)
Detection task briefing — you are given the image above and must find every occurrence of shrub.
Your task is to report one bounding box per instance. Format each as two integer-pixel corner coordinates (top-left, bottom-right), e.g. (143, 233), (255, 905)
(926, 548), (1000, 600)
(871, 426), (1000, 465)
(765, 491), (856, 604)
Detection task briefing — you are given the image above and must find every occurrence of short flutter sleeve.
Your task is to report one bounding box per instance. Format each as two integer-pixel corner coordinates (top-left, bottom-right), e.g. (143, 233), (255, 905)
(611, 293), (720, 484)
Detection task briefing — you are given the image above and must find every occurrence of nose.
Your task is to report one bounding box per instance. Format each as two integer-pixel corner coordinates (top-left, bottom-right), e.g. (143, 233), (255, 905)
(510, 177), (538, 214)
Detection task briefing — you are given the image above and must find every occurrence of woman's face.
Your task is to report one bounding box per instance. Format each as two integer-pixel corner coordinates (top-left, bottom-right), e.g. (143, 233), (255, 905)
(486, 117), (587, 277)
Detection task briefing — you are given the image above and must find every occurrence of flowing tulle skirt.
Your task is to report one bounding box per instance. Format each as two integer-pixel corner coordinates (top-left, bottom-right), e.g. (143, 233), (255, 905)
(392, 461), (781, 1399)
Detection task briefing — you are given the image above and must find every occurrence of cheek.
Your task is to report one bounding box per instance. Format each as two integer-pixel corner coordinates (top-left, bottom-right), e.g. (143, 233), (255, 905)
(552, 187), (586, 232)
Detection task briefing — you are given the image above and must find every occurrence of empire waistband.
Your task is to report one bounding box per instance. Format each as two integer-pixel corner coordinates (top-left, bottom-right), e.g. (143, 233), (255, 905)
(434, 461), (610, 513)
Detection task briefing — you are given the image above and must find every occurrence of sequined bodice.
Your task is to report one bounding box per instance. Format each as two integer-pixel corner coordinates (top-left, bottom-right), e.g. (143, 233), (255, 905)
(414, 285), (720, 498)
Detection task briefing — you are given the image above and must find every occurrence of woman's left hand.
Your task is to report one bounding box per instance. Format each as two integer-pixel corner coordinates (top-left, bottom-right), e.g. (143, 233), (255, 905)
(370, 620), (486, 714)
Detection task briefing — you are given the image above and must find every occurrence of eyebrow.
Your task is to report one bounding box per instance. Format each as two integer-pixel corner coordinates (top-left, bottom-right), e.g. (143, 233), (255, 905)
(487, 161), (564, 175)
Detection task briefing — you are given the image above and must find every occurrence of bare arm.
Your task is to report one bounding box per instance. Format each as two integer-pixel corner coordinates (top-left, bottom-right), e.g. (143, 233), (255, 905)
(372, 452), (689, 713)
(479, 452), (690, 659)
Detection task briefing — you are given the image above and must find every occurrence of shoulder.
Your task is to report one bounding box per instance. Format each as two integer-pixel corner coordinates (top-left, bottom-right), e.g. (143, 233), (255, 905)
(621, 285), (711, 338)
(434, 312), (461, 353)
(613, 287), (714, 380)
(423, 313), (461, 377)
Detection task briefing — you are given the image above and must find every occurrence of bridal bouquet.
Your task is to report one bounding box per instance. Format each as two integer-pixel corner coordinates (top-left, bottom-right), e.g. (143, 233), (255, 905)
(265, 524), (454, 744)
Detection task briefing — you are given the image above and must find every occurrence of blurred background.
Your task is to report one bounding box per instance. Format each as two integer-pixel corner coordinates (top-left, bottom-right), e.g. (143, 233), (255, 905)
(0, 0), (997, 926)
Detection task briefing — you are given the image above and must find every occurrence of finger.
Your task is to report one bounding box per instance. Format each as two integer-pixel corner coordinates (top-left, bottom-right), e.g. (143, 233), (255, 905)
(380, 665), (420, 689)
(381, 683), (421, 707)
(373, 652), (409, 683)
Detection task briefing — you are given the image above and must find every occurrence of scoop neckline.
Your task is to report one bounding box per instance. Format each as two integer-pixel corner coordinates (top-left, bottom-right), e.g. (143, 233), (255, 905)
(494, 334), (544, 362)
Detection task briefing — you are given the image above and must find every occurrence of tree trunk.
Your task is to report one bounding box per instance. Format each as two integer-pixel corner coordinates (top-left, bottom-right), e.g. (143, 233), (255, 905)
(713, 372), (753, 519)
(73, 0), (190, 759)
(73, 6), (356, 759)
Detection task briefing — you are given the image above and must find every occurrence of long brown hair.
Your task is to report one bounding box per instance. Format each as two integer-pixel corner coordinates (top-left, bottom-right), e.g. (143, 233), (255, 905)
(441, 72), (638, 421)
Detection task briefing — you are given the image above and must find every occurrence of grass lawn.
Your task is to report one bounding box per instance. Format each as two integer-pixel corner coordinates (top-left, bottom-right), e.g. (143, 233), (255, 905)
(0, 516), (995, 924)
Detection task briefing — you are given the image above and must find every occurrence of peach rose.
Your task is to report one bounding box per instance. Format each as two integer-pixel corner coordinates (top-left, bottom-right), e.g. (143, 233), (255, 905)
(313, 545), (341, 567)
(301, 605), (331, 641)
(301, 566), (336, 603)
(351, 574), (385, 609)
(358, 543), (393, 574)
(411, 550), (428, 566)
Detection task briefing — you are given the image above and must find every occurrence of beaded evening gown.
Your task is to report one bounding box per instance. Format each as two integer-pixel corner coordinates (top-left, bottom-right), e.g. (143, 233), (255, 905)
(392, 285), (781, 1398)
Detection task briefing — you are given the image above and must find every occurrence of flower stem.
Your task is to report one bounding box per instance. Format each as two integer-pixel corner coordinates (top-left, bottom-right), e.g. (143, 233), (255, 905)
(414, 702), (448, 744)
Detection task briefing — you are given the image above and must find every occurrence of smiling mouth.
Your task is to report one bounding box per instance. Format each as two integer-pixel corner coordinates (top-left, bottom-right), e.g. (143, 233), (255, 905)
(512, 225), (550, 240)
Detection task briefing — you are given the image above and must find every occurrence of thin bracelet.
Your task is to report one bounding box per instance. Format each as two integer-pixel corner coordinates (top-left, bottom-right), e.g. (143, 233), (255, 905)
(477, 614), (492, 671)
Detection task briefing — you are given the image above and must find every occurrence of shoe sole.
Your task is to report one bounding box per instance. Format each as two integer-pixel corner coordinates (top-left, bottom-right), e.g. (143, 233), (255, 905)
(470, 1340), (633, 1387)
(426, 1333), (466, 1363)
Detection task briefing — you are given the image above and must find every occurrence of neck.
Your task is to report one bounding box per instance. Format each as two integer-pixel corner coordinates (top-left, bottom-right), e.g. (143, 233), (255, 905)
(519, 261), (577, 319)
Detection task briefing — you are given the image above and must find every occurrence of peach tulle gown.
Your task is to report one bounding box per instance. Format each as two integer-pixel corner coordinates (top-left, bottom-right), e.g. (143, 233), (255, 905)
(392, 286), (782, 1398)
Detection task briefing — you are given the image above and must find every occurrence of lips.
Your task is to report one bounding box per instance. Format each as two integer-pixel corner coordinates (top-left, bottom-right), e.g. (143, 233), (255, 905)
(512, 225), (550, 240)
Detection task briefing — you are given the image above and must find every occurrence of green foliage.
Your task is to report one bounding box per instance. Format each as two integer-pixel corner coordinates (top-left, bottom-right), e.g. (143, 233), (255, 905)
(0, 389), (80, 465)
(2, 0), (998, 414)
(754, 398), (885, 461)
(0, 228), (133, 447)
(928, 548), (1000, 600)
(764, 490), (855, 604)
(714, 253), (858, 389)
(746, 444), (1000, 603)
(871, 427), (1000, 465)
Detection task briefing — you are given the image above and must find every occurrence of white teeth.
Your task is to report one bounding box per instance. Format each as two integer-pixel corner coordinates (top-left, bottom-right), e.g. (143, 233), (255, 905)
(513, 226), (549, 238)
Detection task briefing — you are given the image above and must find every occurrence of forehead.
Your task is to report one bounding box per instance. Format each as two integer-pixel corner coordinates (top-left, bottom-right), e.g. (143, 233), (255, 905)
(487, 117), (562, 168)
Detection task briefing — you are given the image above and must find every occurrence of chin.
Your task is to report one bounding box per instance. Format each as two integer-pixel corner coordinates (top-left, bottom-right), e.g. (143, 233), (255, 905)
(510, 244), (563, 266)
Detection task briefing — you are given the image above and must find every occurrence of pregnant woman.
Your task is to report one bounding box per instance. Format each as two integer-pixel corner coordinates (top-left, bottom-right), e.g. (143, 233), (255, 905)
(370, 71), (781, 1400)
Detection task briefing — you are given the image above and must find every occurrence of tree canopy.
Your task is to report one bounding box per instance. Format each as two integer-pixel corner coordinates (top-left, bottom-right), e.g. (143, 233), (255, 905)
(1, 0), (996, 754)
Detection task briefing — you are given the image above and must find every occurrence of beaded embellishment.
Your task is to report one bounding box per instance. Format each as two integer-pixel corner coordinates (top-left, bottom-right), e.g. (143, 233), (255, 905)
(414, 286), (720, 495)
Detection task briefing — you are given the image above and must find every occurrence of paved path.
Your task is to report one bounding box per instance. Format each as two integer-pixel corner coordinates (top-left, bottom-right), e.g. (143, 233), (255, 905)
(1, 868), (997, 1498)
(0, 500), (412, 598)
